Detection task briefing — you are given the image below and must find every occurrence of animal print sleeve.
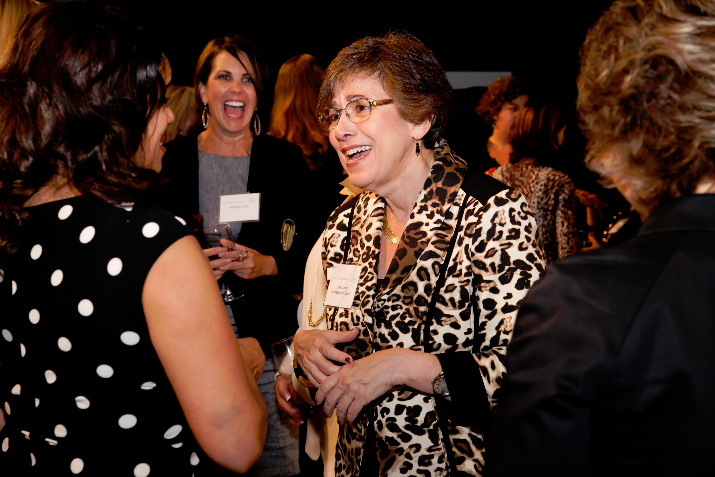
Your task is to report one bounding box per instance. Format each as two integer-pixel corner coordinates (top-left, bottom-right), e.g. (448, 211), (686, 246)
(467, 188), (545, 408)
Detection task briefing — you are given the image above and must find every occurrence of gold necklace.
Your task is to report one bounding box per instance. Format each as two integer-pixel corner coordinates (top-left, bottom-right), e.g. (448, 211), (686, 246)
(383, 211), (401, 245)
(307, 299), (327, 327)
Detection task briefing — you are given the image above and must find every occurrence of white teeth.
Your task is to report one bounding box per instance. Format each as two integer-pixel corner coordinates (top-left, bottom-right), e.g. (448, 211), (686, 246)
(225, 101), (244, 107)
(346, 145), (372, 157)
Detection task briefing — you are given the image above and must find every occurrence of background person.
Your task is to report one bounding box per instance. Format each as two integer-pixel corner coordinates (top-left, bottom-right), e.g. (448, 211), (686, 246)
(160, 34), (310, 477)
(489, 0), (715, 475)
(491, 98), (580, 264)
(283, 32), (545, 476)
(0, 2), (266, 474)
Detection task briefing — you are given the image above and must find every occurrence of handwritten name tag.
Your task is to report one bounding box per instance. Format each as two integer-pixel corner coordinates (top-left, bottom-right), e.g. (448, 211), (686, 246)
(219, 193), (260, 223)
(324, 264), (362, 309)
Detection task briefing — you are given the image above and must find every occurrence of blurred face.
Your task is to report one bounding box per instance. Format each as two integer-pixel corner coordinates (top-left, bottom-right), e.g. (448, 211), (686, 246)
(139, 63), (175, 172)
(199, 50), (257, 138)
(494, 94), (528, 134)
(328, 75), (429, 196)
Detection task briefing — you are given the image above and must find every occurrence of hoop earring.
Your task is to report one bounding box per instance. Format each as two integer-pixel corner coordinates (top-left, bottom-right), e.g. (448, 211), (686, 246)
(253, 113), (261, 136)
(415, 139), (421, 156)
(201, 103), (209, 129)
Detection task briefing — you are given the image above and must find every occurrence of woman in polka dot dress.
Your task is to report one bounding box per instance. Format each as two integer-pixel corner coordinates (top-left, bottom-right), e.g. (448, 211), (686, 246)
(0, 2), (267, 475)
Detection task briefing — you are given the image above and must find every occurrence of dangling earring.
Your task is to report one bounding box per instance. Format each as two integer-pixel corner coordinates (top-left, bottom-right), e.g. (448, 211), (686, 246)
(201, 103), (209, 129)
(253, 112), (261, 136)
(415, 139), (421, 156)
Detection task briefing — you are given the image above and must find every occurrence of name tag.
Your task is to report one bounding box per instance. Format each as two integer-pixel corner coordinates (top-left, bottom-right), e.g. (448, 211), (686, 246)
(219, 193), (260, 223)
(324, 264), (362, 309)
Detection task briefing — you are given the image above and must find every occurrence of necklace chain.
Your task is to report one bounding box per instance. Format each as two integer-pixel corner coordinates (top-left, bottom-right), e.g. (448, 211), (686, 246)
(383, 211), (401, 245)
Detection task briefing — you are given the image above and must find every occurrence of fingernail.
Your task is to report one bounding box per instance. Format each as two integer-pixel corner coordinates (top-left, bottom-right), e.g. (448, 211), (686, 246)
(284, 394), (292, 402)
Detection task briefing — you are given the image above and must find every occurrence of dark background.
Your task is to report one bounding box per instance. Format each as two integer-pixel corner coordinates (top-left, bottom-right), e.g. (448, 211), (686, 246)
(105, 0), (614, 102)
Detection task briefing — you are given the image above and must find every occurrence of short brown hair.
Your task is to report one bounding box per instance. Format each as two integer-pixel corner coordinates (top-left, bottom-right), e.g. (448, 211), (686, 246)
(317, 31), (452, 149)
(577, 0), (715, 215)
(475, 76), (526, 124)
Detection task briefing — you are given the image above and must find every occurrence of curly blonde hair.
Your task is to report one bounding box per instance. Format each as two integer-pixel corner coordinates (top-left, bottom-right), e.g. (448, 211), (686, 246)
(577, 0), (715, 215)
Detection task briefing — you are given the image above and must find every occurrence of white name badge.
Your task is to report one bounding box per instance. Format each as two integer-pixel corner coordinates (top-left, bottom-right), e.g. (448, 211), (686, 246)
(219, 193), (260, 223)
(324, 264), (362, 309)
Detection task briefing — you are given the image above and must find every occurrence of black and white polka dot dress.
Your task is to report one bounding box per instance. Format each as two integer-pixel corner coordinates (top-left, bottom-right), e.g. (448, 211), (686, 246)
(0, 197), (232, 475)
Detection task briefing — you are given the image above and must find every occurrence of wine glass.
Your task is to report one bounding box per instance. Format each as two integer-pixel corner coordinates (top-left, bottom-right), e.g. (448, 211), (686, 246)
(270, 335), (295, 380)
(204, 223), (241, 303)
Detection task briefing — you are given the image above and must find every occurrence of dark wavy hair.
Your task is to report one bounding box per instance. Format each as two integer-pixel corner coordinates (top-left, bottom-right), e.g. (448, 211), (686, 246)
(476, 76), (527, 124)
(510, 99), (567, 166)
(577, 0), (715, 215)
(317, 31), (453, 150)
(0, 0), (168, 261)
(193, 34), (269, 135)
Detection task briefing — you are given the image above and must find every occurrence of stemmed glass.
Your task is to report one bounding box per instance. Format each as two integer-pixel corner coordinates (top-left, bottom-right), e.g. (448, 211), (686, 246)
(204, 223), (241, 303)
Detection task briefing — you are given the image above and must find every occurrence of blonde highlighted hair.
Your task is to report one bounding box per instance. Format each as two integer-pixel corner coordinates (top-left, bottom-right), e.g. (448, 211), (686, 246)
(577, 0), (715, 215)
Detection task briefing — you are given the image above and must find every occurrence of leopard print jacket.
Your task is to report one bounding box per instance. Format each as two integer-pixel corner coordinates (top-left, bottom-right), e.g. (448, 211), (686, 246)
(322, 142), (545, 476)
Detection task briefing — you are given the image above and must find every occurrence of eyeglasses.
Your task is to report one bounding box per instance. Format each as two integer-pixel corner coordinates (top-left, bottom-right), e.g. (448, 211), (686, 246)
(319, 98), (394, 131)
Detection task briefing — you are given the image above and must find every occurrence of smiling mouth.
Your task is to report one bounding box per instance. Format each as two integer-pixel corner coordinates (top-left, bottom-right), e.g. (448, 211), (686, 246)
(345, 145), (372, 161)
(224, 100), (245, 118)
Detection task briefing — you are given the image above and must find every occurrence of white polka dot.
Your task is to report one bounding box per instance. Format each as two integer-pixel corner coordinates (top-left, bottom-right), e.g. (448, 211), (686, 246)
(190, 452), (200, 466)
(171, 442), (183, 448)
(118, 414), (137, 429)
(58, 204), (73, 220)
(1, 437), (8, 452)
(79, 226), (95, 244)
(107, 258), (123, 276)
(30, 452), (36, 466)
(163, 424), (183, 439)
(134, 463), (150, 477)
(175, 216), (186, 225)
(120, 331), (140, 346)
(70, 457), (84, 474)
(58, 337), (72, 352)
(35, 398), (39, 408)
(45, 438), (58, 445)
(20, 343), (26, 357)
(121, 202), (134, 211)
(45, 370), (57, 384)
(4, 402), (10, 415)
(75, 396), (90, 409)
(140, 382), (156, 390)
(10, 384), (20, 395)
(11, 280), (16, 295)
(2, 329), (12, 342)
(55, 424), (68, 438)
(77, 299), (94, 317)
(0, 269), (4, 283)
(50, 270), (63, 287)
(142, 222), (160, 238)
(30, 244), (42, 260)
(96, 364), (113, 378)
(29, 309), (40, 324)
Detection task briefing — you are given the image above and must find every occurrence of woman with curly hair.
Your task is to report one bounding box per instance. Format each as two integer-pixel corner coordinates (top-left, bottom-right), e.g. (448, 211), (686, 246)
(475, 76), (528, 172)
(490, 0), (715, 475)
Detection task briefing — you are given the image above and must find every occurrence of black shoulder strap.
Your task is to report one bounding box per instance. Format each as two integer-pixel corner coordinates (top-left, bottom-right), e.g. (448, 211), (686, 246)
(422, 196), (468, 352)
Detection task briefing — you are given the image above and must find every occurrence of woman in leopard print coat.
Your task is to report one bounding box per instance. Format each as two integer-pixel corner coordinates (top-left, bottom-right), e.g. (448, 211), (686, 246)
(285, 32), (545, 476)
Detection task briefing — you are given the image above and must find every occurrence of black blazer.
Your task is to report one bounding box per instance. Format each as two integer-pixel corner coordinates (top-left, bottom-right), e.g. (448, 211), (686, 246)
(488, 194), (715, 476)
(159, 133), (315, 353)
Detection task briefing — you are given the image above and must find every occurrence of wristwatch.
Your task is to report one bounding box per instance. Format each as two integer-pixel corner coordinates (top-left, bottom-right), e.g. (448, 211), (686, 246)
(432, 371), (450, 398)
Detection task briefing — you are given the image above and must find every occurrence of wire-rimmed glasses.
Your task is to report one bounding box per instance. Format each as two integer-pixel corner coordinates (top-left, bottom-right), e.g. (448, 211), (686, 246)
(318, 97), (394, 131)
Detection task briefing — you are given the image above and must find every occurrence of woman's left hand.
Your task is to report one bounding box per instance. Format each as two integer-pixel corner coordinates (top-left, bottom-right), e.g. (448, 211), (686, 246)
(217, 244), (278, 279)
(316, 348), (436, 424)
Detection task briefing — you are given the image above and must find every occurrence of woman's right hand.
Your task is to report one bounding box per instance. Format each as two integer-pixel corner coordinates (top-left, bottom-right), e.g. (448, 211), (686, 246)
(203, 243), (233, 280)
(275, 375), (307, 427)
(293, 328), (360, 387)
